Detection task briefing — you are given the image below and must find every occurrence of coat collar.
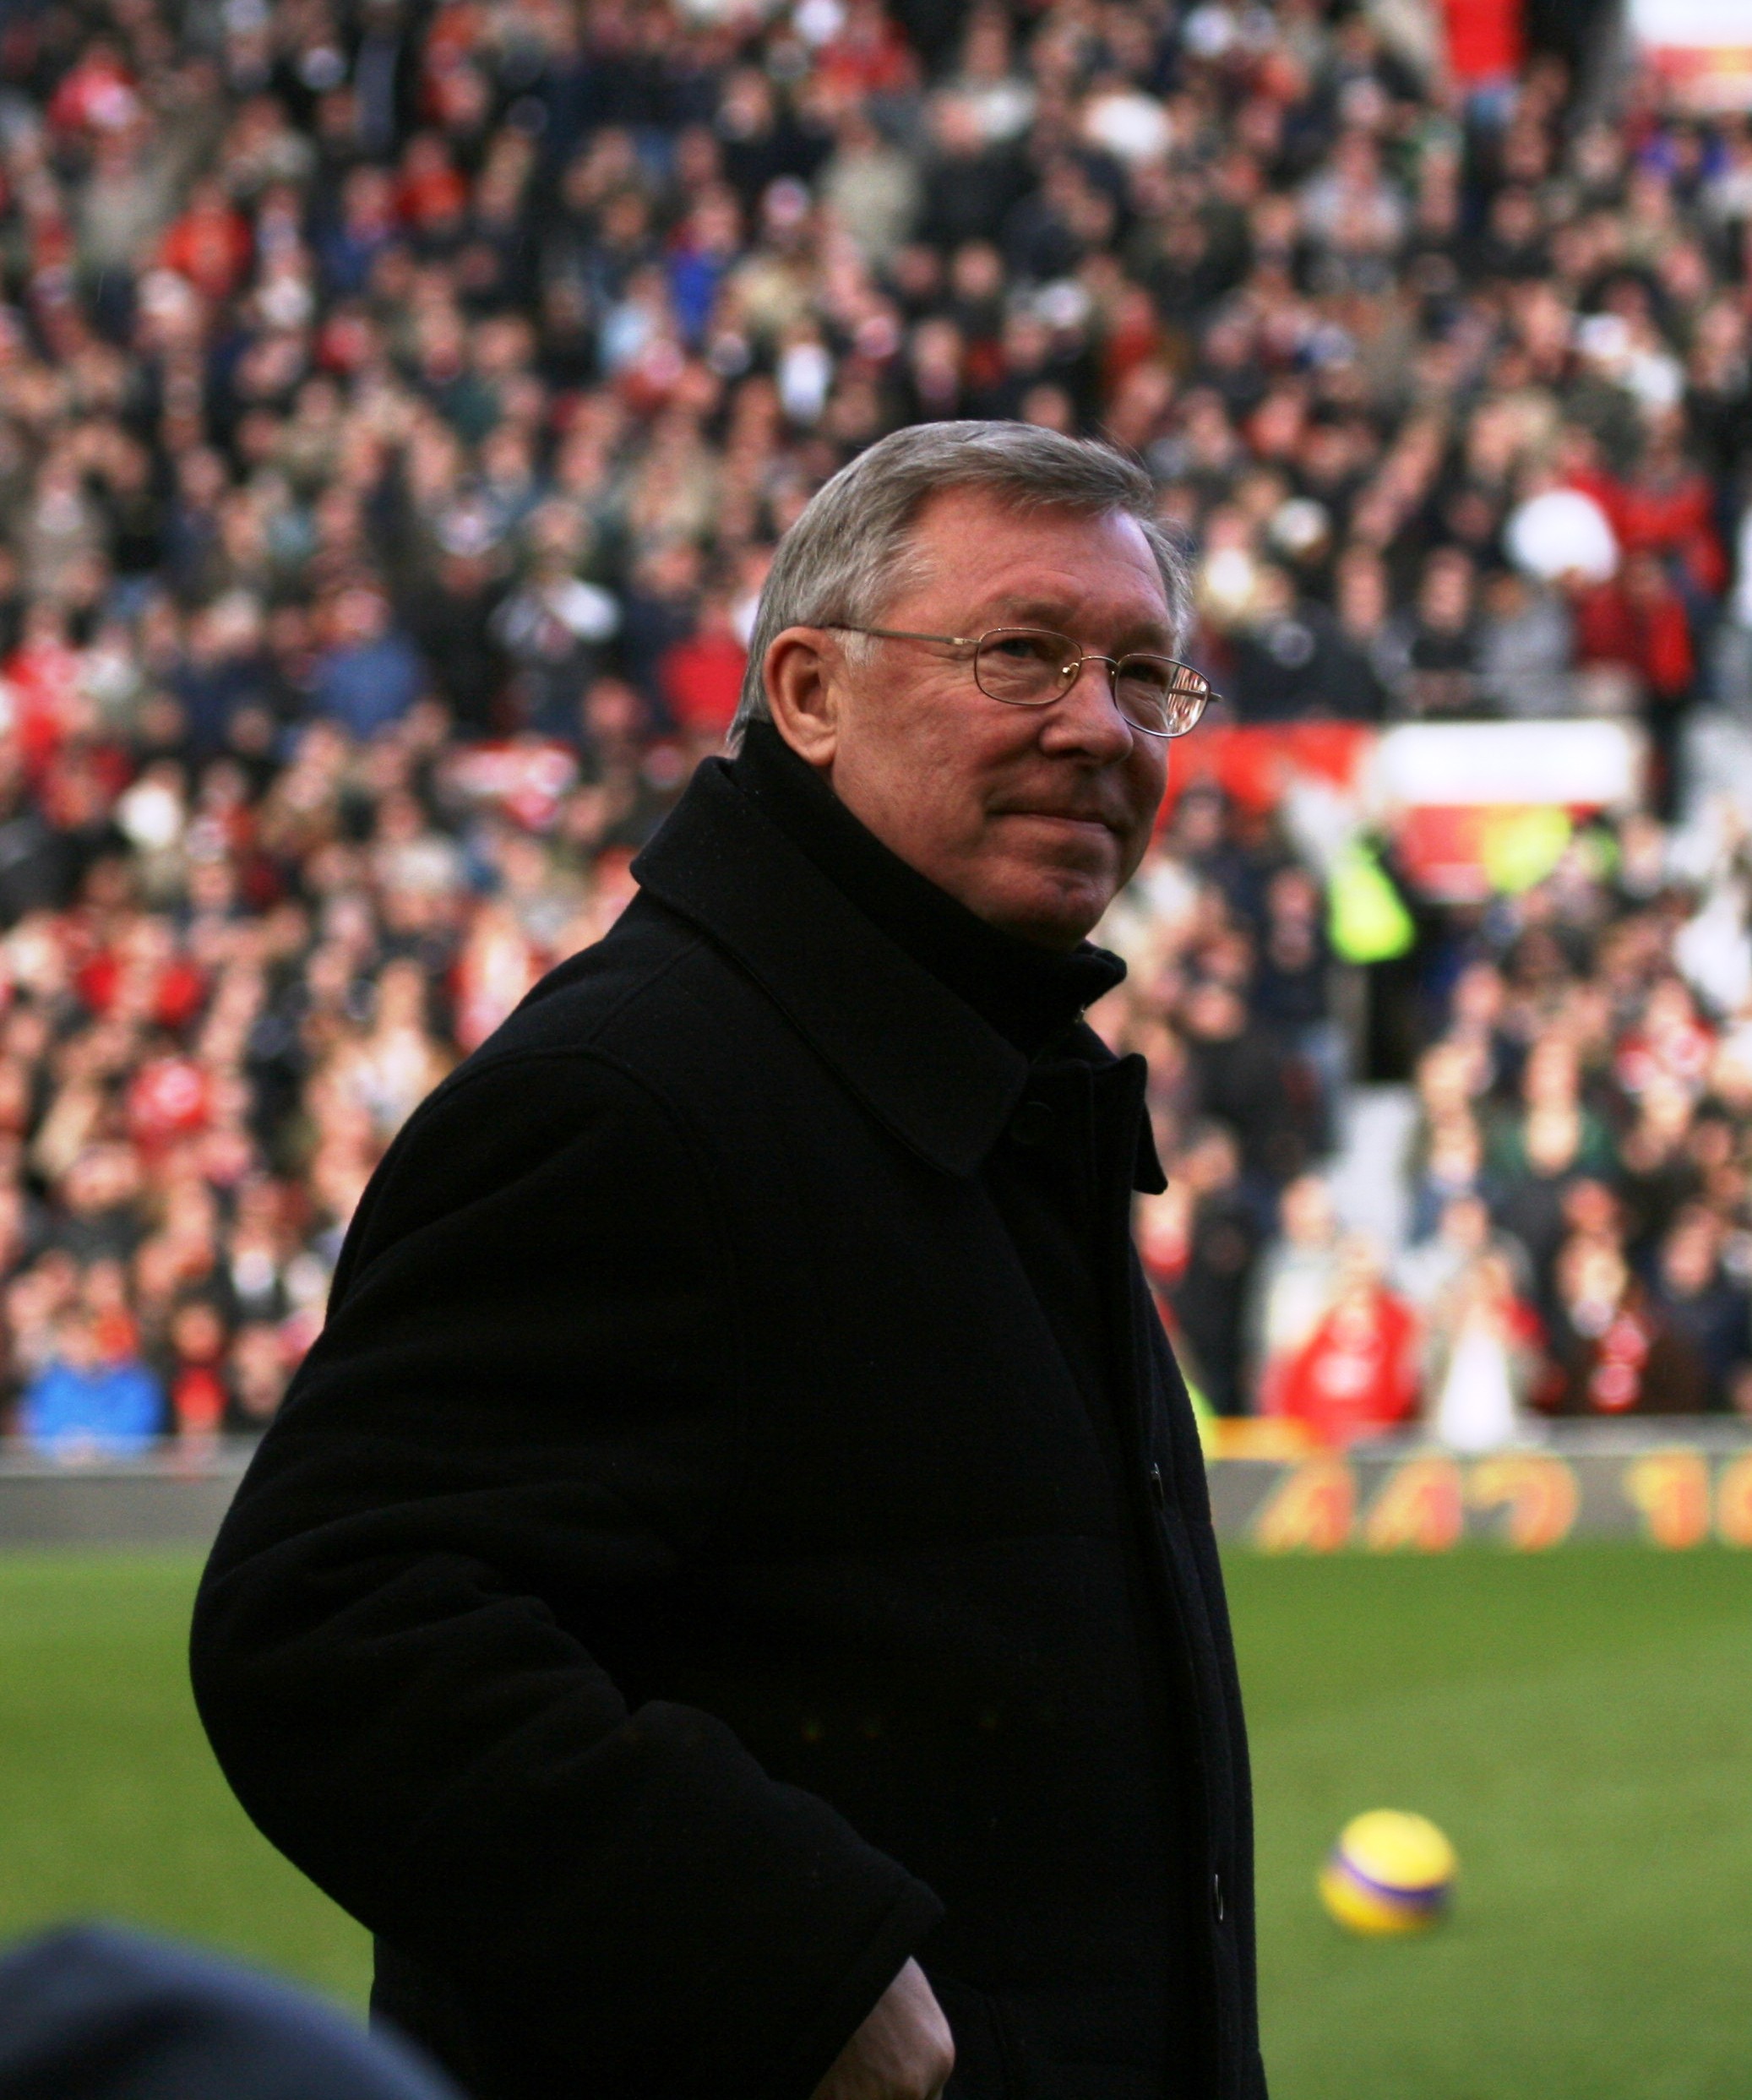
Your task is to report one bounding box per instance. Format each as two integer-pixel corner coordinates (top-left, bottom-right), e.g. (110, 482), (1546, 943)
(633, 757), (1163, 1191)
(634, 758), (1026, 1176)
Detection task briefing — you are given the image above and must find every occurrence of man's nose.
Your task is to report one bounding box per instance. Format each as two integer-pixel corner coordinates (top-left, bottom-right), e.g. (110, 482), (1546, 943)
(1042, 655), (1136, 757)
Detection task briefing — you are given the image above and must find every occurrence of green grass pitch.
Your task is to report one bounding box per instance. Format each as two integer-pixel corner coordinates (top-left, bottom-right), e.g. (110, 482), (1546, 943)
(0, 1548), (1748, 2097)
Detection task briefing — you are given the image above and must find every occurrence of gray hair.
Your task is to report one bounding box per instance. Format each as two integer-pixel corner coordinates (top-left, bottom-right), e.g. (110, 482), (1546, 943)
(730, 420), (1191, 743)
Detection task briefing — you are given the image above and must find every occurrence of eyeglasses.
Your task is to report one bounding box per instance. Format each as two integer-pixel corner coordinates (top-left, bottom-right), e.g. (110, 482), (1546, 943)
(824, 625), (1216, 739)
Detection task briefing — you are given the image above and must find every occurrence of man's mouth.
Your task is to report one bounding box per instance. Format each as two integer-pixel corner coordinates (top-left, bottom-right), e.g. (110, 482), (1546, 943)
(998, 808), (1121, 834)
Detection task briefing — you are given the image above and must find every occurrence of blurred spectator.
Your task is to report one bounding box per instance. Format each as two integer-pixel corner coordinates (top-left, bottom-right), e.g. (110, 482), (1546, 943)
(1139, 1122), (1260, 1418)
(658, 590), (748, 744)
(1325, 549), (1395, 721)
(1648, 1207), (1749, 1412)
(1477, 569), (1575, 720)
(1181, 977), (1308, 1190)
(1247, 1173), (1343, 1417)
(1488, 1037), (1619, 1292)
(19, 1309), (162, 1460)
(1253, 864), (1341, 1140)
(230, 1321), (291, 1432)
(313, 588), (427, 742)
(1424, 1250), (1543, 1451)
(1408, 1114), (1494, 1245)
(1396, 1192), (1527, 1316)
(1382, 549), (1483, 720)
(1264, 1238), (1420, 1446)
(1226, 566), (1349, 723)
(1575, 551), (1695, 808)
(1539, 1235), (1711, 1417)
(164, 1295), (230, 1442)
(1401, 1197), (1543, 1449)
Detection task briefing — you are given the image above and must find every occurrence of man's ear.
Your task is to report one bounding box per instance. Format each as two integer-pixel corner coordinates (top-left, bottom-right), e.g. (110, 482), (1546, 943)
(763, 627), (841, 769)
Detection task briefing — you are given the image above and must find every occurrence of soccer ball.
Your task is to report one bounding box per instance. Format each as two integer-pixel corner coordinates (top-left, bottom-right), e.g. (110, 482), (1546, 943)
(1318, 1810), (1456, 1935)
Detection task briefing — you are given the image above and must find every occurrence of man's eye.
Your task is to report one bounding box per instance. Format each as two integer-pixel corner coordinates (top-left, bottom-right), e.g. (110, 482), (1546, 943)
(1118, 661), (1172, 699)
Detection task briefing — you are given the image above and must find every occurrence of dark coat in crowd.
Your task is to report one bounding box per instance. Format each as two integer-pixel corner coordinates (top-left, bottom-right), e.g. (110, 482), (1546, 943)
(190, 726), (1265, 2100)
(1165, 1187), (1262, 1420)
(1543, 1285), (1711, 1417)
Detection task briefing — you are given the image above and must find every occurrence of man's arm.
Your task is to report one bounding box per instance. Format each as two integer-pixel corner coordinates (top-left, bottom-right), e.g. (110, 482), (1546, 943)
(191, 1048), (940, 2100)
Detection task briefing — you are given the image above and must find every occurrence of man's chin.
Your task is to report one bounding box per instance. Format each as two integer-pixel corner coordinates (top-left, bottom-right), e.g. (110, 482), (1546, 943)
(971, 870), (1115, 951)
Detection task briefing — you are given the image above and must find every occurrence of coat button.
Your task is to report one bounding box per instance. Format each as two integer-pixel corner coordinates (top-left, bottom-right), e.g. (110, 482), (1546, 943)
(1212, 1870), (1225, 1923)
(1148, 1461), (1166, 1511)
(1010, 1098), (1055, 1147)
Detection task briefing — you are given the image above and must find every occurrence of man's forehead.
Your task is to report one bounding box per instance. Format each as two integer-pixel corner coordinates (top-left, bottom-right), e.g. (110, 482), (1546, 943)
(907, 491), (1171, 622)
(911, 484), (1153, 552)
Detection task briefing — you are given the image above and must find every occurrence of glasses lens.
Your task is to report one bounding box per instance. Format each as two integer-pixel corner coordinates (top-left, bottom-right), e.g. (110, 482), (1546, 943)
(975, 629), (1078, 707)
(1116, 658), (1209, 737)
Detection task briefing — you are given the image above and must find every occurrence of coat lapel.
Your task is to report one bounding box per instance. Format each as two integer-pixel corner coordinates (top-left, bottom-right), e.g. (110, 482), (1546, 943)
(634, 760), (1030, 1178)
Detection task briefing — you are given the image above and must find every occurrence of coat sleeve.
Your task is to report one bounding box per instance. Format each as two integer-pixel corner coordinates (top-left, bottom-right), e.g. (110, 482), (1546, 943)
(189, 1046), (941, 2100)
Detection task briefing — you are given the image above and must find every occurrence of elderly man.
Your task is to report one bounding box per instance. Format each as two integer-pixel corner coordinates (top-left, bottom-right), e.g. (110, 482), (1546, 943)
(192, 423), (1265, 2100)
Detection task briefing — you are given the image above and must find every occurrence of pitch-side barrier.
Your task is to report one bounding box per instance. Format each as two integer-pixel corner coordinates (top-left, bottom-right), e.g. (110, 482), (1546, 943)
(2, 1424), (1750, 1550)
(1205, 1420), (1752, 1551)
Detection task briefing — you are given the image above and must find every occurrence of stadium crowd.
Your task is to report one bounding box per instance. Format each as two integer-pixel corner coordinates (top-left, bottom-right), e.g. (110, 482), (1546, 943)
(0, 0), (1750, 1453)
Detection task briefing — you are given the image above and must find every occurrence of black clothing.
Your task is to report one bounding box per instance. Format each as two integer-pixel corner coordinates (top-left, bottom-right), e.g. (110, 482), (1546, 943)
(1651, 1274), (1749, 1408)
(1165, 1191), (1263, 1419)
(1185, 1021), (1303, 1187)
(919, 145), (1030, 252)
(1620, 1154), (1704, 1259)
(1254, 928), (1330, 1039)
(1315, 629), (1392, 721)
(0, 1925), (457, 2100)
(0, 803), (119, 923)
(400, 574), (508, 736)
(1227, 606), (1352, 722)
(1403, 623), (1483, 719)
(716, 112), (834, 212)
(191, 728), (1265, 2100)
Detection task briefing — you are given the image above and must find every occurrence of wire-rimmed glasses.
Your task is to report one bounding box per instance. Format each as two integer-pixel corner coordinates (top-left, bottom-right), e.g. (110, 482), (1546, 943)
(824, 625), (1216, 739)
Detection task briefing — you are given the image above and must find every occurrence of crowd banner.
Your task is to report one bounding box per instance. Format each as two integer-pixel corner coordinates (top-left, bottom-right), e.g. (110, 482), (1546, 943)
(1630, 0), (1752, 112)
(1157, 720), (1646, 904)
(1365, 721), (1644, 810)
(1368, 721), (1645, 904)
(1206, 1423), (1752, 1550)
(1157, 721), (1374, 820)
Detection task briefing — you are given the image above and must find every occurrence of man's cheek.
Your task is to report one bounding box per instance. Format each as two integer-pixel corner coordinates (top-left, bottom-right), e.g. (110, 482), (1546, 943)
(1119, 822), (1156, 884)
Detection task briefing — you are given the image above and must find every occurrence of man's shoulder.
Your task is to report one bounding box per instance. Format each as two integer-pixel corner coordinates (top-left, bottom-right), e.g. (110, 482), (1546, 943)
(433, 895), (794, 1142)
(443, 888), (792, 1110)
(327, 896), (764, 1310)
(478, 891), (708, 1052)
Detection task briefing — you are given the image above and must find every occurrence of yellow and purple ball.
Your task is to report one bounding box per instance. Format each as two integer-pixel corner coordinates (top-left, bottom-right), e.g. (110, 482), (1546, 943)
(1318, 1810), (1456, 1936)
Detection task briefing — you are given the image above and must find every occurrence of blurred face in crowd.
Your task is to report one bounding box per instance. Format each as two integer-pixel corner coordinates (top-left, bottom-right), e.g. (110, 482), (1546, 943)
(1523, 1035), (1579, 1110)
(1559, 1237), (1628, 1330)
(1417, 550), (1473, 634)
(765, 489), (1174, 949)
(1437, 1194), (1491, 1255)
(1279, 1172), (1336, 1249)
(53, 1312), (97, 1373)
(1335, 549), (1387, 635)
(1659, 1213), (1718, 1298)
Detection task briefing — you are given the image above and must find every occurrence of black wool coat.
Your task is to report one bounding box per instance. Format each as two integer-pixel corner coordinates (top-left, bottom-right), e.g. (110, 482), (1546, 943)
(190, 737), (1267, 2100)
